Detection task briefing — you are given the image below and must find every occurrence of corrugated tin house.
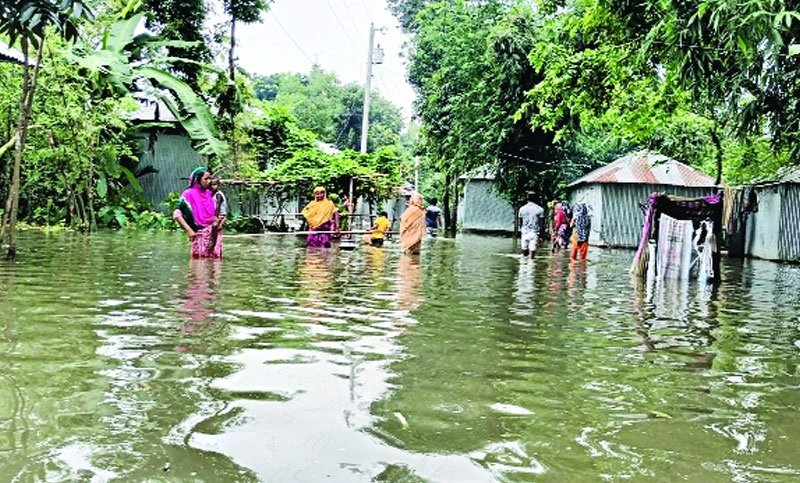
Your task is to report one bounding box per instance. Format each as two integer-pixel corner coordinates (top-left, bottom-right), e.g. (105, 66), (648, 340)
(459, 168), (515, 233)
(0, 41), (32, 65)
(567, 151), (718, 248)
(131, 95), (205, 210)
(728, 167), (800, 262)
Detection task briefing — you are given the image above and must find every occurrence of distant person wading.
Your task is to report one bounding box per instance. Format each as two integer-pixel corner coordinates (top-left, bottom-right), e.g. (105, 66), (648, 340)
(518, 192), (544, 259)
(302, 186), (339, 248)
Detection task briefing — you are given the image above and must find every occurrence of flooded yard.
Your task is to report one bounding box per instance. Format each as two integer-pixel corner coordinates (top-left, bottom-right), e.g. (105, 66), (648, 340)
(1, 231), (799, 481)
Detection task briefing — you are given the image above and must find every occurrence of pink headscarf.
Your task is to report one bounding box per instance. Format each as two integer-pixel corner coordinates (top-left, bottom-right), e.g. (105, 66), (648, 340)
(181, 169), (217, 227)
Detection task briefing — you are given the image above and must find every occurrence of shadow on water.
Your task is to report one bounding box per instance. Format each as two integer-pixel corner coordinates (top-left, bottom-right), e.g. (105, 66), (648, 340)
(1, 231), (800, 481)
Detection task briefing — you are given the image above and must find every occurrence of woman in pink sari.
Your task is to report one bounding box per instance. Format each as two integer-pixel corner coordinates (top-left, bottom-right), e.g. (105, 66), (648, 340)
(173, 167), (223, 258)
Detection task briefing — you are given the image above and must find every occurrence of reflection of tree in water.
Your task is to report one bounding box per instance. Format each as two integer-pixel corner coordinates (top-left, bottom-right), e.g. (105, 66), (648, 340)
(0, 233), (255, 481)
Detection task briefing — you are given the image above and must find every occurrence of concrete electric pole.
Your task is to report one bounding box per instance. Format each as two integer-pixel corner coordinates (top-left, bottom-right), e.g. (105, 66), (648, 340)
(360, 23), (384, 154)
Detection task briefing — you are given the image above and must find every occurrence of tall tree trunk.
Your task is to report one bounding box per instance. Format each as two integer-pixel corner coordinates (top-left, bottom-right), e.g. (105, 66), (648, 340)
(229, 16), (237, 81)
(4, 34), (44, 260)
(442, 172), (451, 232)
(450, 173), (459, 235)
(711, 123), (723, 185)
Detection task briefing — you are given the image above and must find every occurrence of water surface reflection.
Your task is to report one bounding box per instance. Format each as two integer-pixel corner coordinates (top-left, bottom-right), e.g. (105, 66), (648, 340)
(0, 233), (799, 481)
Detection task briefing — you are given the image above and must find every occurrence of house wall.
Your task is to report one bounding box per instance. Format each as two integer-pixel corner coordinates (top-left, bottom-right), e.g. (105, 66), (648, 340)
(570, 183), (717, 248)
(779, 184), (800, 261)
(745, 186), (782, 260)
(460, 179), (516, 233)
(138, 133), (203, 210)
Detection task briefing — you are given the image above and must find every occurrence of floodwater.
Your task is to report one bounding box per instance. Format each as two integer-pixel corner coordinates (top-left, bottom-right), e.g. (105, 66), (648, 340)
(1, 231), (799, 482)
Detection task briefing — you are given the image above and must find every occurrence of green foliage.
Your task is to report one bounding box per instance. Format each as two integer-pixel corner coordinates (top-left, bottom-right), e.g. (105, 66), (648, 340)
(143, 0), (210, 88)
(74, 8), (229, 161)
(253, 67), (404, 153)
(0, 0), (93, 47)
(261, 146), (407, 204)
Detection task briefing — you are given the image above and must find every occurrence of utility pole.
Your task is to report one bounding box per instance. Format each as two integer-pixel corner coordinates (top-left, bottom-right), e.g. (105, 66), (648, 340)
(360, 23), (383, 154)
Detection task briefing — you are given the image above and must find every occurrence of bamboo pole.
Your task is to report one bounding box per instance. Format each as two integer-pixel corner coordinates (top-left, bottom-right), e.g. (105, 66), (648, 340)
(227, 230), (398, 237)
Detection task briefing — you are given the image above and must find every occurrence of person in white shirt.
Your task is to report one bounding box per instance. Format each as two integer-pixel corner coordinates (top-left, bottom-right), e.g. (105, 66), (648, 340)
(518, 192), (544, 258)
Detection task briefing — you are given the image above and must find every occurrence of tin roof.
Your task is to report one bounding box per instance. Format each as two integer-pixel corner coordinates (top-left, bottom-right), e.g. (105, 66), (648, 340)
(751, 165), (800, 186)
(130, 94), (179, 123)
(568, 151), (716, 188)
(0, 41), (32, 65)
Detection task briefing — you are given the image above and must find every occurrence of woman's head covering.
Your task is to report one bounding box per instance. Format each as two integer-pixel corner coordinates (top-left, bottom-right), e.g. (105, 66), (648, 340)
(400, 192), (426, 253)
(408, 192), (424, 209)
(179, 166), (216, 228)
(189, 166), (208, 188)
(302, 187), (337, 229)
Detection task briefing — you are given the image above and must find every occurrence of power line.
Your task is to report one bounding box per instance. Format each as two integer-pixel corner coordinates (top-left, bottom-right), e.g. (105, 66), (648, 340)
(325, 0), (359, 51)
(339, 0), (364, 39)
(270, 12), (315, 66)
(358, 0), (373, 22)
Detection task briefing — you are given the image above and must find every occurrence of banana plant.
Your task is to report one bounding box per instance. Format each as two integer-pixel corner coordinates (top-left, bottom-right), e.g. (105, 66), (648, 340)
(74, 1), (229, 160)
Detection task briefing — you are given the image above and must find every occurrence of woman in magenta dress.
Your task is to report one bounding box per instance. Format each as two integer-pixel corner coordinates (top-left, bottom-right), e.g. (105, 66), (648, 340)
(173, 167), (223, 258)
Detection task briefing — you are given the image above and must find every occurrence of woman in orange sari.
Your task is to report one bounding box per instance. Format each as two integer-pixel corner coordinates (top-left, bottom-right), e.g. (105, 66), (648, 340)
(400, 192), (426, 254)
(302, 186), (339, 248)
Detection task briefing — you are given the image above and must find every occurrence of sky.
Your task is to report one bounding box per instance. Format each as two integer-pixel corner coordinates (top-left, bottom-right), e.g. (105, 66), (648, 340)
(231, 0), (417, 124)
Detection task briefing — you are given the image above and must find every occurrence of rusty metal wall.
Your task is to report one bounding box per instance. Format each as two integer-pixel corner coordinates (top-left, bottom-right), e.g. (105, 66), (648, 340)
(596, 184), (717, 248)
(138, 133), (203, 210)
(779, 184), (800, 261)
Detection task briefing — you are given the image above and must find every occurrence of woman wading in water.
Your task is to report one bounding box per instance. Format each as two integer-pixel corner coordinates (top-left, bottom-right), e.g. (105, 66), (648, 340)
(173, 167), (224, 258)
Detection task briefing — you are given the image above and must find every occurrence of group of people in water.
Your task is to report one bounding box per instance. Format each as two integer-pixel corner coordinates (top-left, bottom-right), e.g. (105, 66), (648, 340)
(172, 166), (590, 261)
(300, 187), (433, 255)
(518, 192), (592, 260)
(172, 167), (444, 258)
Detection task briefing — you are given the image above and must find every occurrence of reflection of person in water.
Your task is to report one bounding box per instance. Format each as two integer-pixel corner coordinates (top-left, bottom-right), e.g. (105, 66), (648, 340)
(512, 258), (536, 316)
(397, 254), (423, 316)
(299, 248), (335, 303)
(176, 259), (222, 351)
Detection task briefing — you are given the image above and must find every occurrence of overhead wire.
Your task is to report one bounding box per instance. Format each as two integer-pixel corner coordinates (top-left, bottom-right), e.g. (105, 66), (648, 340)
(324, 0), (360, 51)
(339, 0), (364, 39)
(358, 0), (374, 22)
(270, 12), (316, 66)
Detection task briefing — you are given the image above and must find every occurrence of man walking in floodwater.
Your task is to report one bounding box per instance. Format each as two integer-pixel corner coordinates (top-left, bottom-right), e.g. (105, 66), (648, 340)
(425, 198), (443, 236)
(518, 192), (544, 258)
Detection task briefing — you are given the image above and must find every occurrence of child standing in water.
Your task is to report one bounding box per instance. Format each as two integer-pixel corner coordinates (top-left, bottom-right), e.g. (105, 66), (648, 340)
(365, 211), (391, 247)
(207, 177), (227, 255)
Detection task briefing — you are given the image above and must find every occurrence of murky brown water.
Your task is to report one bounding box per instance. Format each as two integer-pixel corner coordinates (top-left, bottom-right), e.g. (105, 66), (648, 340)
(1, 231), (799, 481)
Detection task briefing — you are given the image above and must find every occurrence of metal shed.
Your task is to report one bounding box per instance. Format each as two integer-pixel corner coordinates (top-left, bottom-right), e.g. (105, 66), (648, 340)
(567, 151), (718, 248)
(0, 41), (32, 65)
(458, 168), (516, 233)
(728, 167), (800, 262)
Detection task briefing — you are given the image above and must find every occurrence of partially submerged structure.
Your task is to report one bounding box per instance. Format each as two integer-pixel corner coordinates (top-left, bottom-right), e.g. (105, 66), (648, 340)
(132, 95), (204, 210)
(631, 191), (724, 282)
(459, 168), (515, 233)
(728, 167), (800, 262)
(567, 151), (718, 247)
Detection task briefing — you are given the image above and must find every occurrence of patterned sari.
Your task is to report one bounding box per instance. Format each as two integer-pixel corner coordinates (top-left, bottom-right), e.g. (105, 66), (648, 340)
(175, 173), (222, 259)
